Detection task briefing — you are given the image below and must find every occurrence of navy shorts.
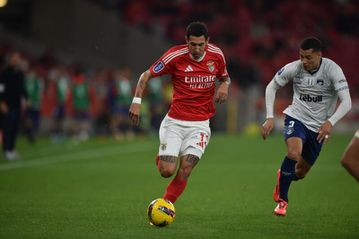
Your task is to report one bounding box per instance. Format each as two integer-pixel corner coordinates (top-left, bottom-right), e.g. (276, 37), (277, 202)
(284, 115), (323, 165)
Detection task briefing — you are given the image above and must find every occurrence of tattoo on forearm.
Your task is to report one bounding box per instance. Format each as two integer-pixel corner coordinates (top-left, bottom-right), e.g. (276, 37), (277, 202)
(185, 154), (200, 166)
(160, 156), (177, 163)
(139, 79), (147, 90)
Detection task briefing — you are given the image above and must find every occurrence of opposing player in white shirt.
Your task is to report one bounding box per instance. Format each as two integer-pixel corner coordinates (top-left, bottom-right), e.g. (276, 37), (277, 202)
(261, 37), (352, 216)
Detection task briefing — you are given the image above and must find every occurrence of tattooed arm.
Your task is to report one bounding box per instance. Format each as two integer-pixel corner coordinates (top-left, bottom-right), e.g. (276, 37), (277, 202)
(129, 70), (152, 126)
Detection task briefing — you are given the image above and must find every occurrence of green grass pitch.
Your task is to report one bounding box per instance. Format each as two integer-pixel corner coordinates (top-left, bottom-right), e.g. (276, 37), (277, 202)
(0, 133), (358, 239)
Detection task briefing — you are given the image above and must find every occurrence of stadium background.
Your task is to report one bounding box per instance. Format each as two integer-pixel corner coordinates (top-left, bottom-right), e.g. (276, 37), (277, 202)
(0, 0), (358, 137)
(0, 1), (358, 238)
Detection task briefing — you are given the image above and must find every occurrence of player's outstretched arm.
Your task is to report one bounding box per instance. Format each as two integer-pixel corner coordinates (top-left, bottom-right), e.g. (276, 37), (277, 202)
(261, 79), (280, 140)
(129, 70), (152, 126)
(215, 77), (230, 104)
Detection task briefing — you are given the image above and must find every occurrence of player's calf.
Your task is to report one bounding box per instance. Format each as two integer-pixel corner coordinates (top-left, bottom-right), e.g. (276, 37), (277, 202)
(177, 154), (200, 180)
(295, 159), (311, 179)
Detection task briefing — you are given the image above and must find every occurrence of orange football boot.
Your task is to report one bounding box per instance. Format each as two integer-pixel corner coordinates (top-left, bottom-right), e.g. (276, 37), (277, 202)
(274, 199), (288, 216)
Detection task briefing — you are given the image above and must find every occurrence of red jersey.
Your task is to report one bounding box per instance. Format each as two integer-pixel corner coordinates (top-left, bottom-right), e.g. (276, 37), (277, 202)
(149, 43), (229, 121)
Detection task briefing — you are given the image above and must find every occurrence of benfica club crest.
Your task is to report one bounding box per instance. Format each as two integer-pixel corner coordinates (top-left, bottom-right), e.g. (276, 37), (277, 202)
(206, 61), (215, 72)
(160, 143), (167, 151)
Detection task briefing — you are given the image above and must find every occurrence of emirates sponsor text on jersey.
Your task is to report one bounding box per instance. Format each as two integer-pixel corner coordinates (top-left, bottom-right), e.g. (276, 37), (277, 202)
(184, 75), (216, 89)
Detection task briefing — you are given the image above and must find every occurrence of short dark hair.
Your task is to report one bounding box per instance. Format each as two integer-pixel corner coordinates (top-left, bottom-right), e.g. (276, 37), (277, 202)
(186, 21), (209, 40)
(300, 37), (322, 52)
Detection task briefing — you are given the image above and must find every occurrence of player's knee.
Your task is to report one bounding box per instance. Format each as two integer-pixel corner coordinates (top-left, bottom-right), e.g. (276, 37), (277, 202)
(160, 168), (175, 178)
(287, 150), (301, 161)
(159, 162), (176, 178)
(158, 155), (177, 178)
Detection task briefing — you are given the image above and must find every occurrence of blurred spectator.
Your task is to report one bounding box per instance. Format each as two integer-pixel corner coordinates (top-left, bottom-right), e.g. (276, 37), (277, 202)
(109, 67), (134, 140)
(23, 64), (44, 143)
(147, 77), (166, 132)
(0, 51), (28, 160)
(92, 70), (111, 137)
(50, 65), (70, 143)
(69, 67), (93, 141)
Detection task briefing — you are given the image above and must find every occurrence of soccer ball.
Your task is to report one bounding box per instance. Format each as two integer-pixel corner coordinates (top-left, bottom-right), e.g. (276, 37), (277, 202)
(147, 198), (176, 227)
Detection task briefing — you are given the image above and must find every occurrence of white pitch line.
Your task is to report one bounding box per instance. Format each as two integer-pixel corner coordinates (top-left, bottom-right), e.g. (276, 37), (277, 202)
(0, 143), (154, 171)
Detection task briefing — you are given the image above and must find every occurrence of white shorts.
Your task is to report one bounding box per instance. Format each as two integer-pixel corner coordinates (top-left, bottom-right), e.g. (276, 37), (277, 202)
(158, 114), (211, 158)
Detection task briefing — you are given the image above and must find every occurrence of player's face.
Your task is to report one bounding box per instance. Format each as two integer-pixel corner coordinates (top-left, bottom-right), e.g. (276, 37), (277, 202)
(186, 35), (208, 60)
(299, 48), (321, 71)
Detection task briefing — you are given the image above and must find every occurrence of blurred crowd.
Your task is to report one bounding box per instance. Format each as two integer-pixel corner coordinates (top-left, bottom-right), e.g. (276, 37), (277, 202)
(0, 0), (358, 144)
(114, 0), (358, 93)
(0, 46), (173, 143)
(112, 0), (358, 132)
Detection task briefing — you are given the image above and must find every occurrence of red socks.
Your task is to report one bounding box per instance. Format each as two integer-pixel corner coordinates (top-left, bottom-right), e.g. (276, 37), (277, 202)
(156, 155), (187, 203)
(163, 175), (187, 203)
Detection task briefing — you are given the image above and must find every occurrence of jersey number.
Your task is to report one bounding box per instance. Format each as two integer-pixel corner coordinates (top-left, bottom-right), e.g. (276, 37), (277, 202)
(288, 121), (295, 128)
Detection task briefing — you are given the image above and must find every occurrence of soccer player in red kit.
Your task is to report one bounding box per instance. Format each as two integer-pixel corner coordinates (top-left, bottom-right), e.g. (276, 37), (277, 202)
(129, 21), (231, 203)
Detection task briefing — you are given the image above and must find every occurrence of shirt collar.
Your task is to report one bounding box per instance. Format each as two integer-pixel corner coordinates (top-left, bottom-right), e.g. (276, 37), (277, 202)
(189, 51), (206, 62)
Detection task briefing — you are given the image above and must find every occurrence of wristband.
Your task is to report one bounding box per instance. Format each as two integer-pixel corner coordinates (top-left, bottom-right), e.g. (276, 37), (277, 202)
(132, 97), (142, 104)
